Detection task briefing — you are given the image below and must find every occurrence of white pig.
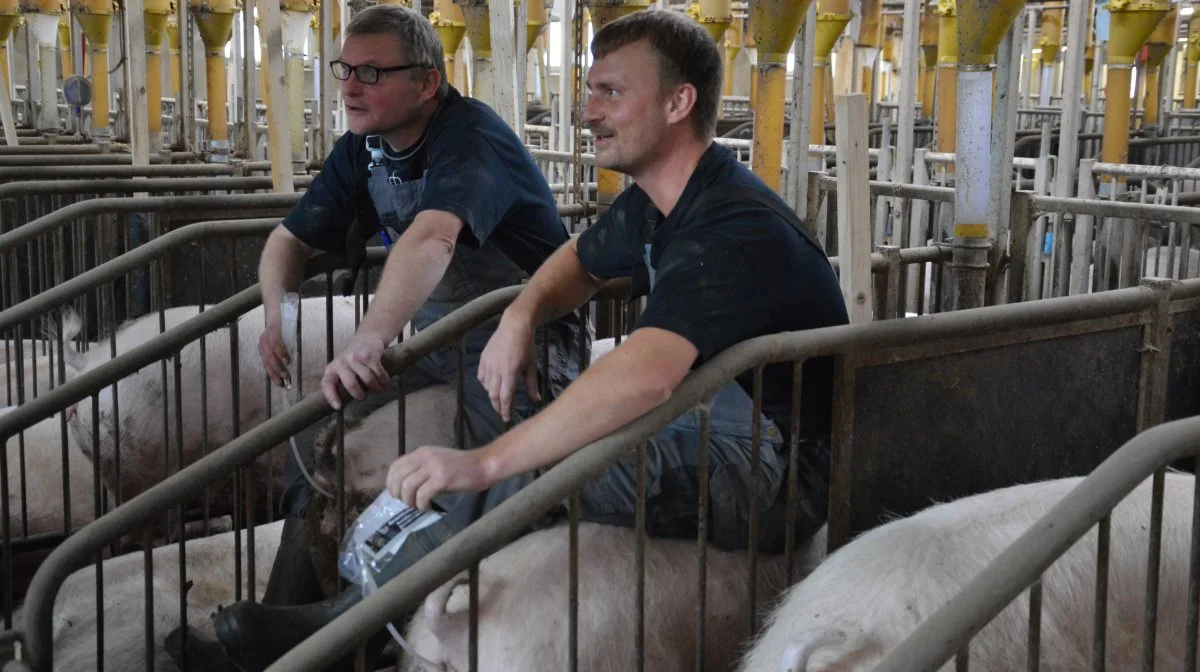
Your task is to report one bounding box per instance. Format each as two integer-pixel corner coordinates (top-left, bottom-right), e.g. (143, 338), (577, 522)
(2, 406), (106, 538)
(2, 312), (85, 407)
(400, 522), (827, 672)
(67, 297), (364, 505)
(29, 519), (283, 671)
(738, 474), (1195, 672)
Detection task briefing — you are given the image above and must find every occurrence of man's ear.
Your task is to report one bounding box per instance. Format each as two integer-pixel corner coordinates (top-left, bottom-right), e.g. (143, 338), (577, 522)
(665, 83), (698, 126)
(422, 67), (443, 100)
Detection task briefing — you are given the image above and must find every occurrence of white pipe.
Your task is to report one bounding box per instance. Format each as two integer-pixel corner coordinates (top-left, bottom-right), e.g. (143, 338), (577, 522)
(955, 68), (993, 229)
(1039, 62), (1053, 106)
(27, 13), (58, 133)
(282, 10), (309, 163)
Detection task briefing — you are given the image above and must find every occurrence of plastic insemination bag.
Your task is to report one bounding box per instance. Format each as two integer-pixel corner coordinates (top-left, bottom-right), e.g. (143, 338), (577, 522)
(340, 490), (445, 587)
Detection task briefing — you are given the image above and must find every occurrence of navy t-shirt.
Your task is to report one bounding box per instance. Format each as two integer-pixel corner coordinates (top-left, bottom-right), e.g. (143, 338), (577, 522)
(282, 86), (568, 279)
(576, 143), (849, 438)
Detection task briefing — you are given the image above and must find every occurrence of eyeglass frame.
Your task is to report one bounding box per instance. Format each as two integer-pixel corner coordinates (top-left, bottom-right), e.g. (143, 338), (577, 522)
(329, 59), (431, 85)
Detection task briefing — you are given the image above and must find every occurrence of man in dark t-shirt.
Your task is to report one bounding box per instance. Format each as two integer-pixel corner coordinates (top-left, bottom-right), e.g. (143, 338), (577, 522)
(200, 5), (583, 669)
(388, 12), (847, 556)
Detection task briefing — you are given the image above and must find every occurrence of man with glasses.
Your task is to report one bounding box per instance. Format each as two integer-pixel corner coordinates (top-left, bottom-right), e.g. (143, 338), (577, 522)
(183, 4), (584, 668)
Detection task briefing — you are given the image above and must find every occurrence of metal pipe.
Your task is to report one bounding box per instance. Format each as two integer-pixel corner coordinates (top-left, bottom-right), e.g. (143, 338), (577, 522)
(458, 0), (493, 103)
(751, 0), (811, 192)
(1083, 0), (1096, 104)
(281, 2), (313, 169)
(934, 0), (956, 157)
(952, 0), (1025, 310)
(144, 0), (171, 153)
(21, 0), (65, 136)
(0, 162), (260, 178)
(1185, 17), (1200, 109)
(810, 0), (851, 146)
(0, 175), (310, 199)
(0, 192), (299, 252)
(190, 0), (239, 160)
(1100, 0), (1167, 190)
(430, 0), (465, 88)
(1142, 7), (1176, 126)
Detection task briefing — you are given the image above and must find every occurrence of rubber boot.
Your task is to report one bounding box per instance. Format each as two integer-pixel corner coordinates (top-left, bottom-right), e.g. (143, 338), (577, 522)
(213, 585), (389, 672)
(260, 515), (325, 606)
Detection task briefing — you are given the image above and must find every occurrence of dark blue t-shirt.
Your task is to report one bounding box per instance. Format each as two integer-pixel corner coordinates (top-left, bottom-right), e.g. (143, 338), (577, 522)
(576, 143), (849, 438)
(283, 86), (568, 279)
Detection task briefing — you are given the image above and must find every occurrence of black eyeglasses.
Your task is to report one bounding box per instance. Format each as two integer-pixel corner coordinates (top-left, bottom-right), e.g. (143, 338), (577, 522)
(330, 59), (429, 85)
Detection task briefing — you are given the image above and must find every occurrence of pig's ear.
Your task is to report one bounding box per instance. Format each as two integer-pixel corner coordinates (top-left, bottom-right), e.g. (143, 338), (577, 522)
(424, 571), (471, 643)
(779, 629), (849, 672)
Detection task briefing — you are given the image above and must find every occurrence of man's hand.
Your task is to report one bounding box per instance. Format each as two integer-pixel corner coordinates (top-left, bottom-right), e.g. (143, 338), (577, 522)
(321, 332), (390, 409)
(478, 316), (541, 422)
(259, 322), (291, 387)
(386, 446), (494, 511)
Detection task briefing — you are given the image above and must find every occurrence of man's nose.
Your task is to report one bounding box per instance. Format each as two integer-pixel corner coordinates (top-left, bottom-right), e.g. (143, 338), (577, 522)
(582, 95), (600, 126)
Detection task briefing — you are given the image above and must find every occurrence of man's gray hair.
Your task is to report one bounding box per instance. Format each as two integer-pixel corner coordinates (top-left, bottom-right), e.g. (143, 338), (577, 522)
(345, 4), (449, 99)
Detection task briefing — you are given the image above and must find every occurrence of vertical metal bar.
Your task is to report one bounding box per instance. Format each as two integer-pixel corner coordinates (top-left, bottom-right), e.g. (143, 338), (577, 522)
(635, 440), (646, 672)
(1027, 579), (1043, 672)
(336, 409), (346, 590)
(747, 366), (764, 636)
(456, 339), (466, 451)
(569, 491), (580, 672)
(784, 361), (804, 584)
(93, 393), (105, 672)
(1093, 515), (1111, 672)
(694, 407), (710, 672)
(956, 646), (970, 672)
(1185, 445), (1200, 670)
(1141, 468), (1166, 671)
(143, 528), (154, 671)
(468, 562), (480, 672)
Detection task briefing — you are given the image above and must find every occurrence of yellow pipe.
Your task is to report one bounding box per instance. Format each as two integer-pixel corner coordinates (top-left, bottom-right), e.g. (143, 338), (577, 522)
(430, 0), (465, 88)
(0, 1), (19, 94)
(934, 0), (955, 157)
(167, 13), (180, 99)
(281, 2), (313, 163)
(751, 0), (811, 192)
(811, 0), (851, 146)
(1184, 19), (1200, 108)
(919, 0), (937, 119)
(523, 0), (547, 53)
(723, 19), (742, 97)
(1141, 6), (1175, 125)
(57, 12), (70, 76)
(144, 0), (171, 150)
(1101, 0), (1168, 183)
(588, 0), (651, 30)
(696, 0), (730, 43)
(1037, 8), (1062, 66)
(71, 0), (112, 140)
(857, 0), (881, 100)
(189, 0), (239, 154)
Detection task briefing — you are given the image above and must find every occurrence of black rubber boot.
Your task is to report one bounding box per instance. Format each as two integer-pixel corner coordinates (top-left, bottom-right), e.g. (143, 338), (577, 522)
(261, 515), (325, 606)
(212, 583), (401, 672)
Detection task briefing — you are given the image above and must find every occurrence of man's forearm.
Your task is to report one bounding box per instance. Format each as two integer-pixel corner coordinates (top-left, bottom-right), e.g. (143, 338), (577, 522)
(504, 239), (603, 328)
(259, 230), (311, 326)
(478, 328), (697, 482)
(355, 231), (454, 344)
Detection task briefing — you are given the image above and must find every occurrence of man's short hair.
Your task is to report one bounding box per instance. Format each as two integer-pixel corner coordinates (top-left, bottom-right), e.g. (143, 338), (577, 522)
(591, 9), (723, 140)
(345, 5), (449, 99)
